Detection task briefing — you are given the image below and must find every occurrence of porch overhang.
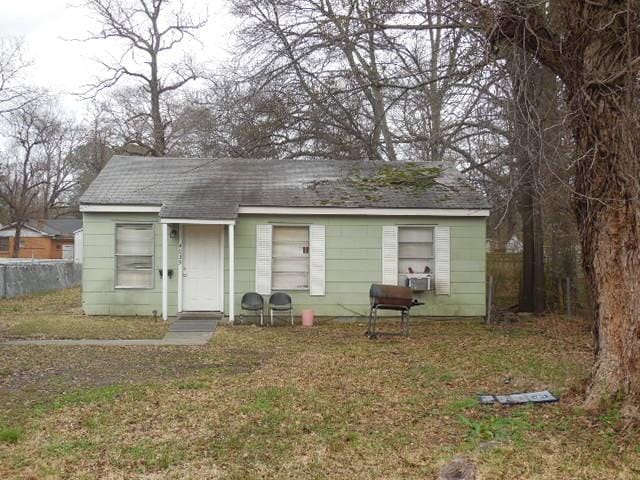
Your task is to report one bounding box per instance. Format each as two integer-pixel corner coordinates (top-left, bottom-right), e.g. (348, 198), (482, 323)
(160, 218), (236, 225)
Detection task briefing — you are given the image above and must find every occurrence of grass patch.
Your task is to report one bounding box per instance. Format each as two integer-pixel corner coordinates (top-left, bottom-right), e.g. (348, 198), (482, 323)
(119, 440), (185, 471)
(0, 288), (167, 340)
(51, 385), (126, 409)
(175, 379), (210, 390)
(246, 386), (295, 413)
(0, 427), (22, 444)
(0, 316), (637, 478)
(458, 410), (533, 446)
(446, 397), (479, 413)
(45, 439), (97, 456)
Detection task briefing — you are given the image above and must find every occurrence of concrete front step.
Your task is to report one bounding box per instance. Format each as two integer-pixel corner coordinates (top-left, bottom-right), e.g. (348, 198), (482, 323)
(169, 319), (217, 333)
(177, 312), (222, 320)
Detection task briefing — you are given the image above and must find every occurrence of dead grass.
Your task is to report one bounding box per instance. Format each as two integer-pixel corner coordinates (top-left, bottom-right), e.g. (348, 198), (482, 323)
(0, 289), (167, 340)
(0, 315), (639, 479)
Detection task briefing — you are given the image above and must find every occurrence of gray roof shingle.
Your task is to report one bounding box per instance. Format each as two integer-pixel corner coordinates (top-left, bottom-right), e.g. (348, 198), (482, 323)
(80, 156), (489, 219)
(34, 219), (82, 236)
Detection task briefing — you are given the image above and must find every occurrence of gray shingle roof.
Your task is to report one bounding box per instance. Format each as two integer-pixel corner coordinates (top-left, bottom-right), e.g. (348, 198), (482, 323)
(80, 156), (489, 219)
(32, 219), (82, 236)
(0, 219), (82, 237)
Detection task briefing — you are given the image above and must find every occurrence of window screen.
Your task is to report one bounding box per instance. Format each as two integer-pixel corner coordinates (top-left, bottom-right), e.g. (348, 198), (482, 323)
(0, 237), (8, 251)
(272, 226), (309, 290)
(398, 226), (435, 287)
(115, 224), (154, 288)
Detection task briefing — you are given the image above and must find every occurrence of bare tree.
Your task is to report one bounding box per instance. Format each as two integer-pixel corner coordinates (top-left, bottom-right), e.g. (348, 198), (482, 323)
(471, 0), (640, 411)
(72, 101), (115, 198)
(0, 96), (81, 256)
(0, 99), (50, 257)
(79, 0), (207, 156)
(231, 0), (494, 163)
(0, 37), (32, 115)
(232, 0), (405, 160)
(39, 117), (82, 218)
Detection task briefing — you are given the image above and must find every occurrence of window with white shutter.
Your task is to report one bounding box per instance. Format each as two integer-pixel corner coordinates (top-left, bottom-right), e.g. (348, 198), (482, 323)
(434, 226), (451, 295)
(382, 226), (398, 285)
(384, 225), (449, 294)
(114, 224), (154, 288)
(255, 225), (273, 295)
(397, 226), (435, 288)
(309, 225), (325, 296)
(272, 226), (309, 290)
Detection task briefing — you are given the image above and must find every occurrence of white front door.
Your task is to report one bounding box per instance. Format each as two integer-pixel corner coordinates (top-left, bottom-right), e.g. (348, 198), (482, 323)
(183, 225), (223, 311)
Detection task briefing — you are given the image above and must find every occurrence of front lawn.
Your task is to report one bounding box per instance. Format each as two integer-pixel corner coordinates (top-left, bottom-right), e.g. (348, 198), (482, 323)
(1, 313), (638, 479)
(0, 288), (167, 340)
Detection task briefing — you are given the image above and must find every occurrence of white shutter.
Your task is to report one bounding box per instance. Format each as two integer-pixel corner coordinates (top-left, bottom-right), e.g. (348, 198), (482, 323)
(435, 226), (450, 295)
(255, 224), (273, 295)
(309, 224), (325, 296)
(382, 226), (398, 285)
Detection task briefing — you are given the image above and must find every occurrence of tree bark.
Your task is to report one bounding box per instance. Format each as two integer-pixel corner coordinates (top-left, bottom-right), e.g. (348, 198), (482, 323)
(472, 0), (640, 408)
(574, 82), (640, 409)
(12, 223), (22, 258)
(508, 52), (546, 313)
(568, 2), (640, 410)
(150, 61), (166, 156)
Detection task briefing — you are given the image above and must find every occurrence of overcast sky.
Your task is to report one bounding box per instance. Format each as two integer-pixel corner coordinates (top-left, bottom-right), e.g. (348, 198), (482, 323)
(1, 0), (237, 115)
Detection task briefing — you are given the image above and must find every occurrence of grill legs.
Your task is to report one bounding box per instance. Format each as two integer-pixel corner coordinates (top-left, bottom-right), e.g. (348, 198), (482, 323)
(366, 305), (410, 339)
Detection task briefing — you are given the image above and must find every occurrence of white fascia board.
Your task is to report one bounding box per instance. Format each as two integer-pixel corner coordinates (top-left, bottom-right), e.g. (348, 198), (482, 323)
(237, 206), (490, 217)
(80, 204), (161, 213)
(160, 218), (236, 225)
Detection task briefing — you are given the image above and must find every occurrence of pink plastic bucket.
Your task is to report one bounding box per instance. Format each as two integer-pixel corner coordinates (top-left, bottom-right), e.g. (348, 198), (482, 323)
(301, 309), (314, 327)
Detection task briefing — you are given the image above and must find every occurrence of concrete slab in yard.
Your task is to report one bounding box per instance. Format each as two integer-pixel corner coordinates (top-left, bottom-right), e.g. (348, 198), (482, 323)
(169, 321), (216, 333)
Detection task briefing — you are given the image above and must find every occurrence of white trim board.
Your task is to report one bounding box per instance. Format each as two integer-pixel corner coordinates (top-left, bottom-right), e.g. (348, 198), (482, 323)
(80, 205), (161, 213)
(160, 218), (236, 225)
(81, 204), (490, 217)
(238, 207), (490, 217)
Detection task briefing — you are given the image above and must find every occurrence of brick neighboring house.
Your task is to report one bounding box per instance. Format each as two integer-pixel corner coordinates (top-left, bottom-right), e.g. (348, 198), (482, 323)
(0, 219), (82, 259)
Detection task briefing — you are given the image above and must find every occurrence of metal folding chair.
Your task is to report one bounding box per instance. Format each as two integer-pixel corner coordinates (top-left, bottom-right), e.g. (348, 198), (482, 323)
(269, 292), (293, 326)
(241, 292), (264, 325)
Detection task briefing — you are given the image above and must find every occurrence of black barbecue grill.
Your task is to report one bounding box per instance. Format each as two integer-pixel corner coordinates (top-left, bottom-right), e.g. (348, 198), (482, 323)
(366, 284), (424, 338)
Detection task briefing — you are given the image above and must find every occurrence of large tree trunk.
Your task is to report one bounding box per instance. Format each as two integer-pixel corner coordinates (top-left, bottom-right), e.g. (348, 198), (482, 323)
(12, 223), (22, 258)
(569, 4), (640, 409)
(472, 0), (640, 410)
(518, 185), (545, 312)
(574, 91), (640, 409)
(508, 52), (546, 313)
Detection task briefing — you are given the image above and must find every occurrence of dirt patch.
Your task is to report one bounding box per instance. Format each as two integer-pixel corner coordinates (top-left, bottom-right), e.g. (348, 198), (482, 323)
(0, 343), (271, 417)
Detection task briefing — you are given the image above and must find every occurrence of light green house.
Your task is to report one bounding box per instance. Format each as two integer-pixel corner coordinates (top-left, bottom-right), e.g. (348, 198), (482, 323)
(79, 156), (490, 321)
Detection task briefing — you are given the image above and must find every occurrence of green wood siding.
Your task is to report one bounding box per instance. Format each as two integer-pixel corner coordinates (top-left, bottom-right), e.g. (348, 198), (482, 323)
(224, 215), (486, 317)
(82, 213), (486, 318)
(82, 212), (179, 316)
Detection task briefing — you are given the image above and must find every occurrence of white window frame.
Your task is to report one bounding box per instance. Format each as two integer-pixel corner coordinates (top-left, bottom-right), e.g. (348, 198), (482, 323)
(271, 225), (310, 291)
(114, 223), (155, 290)
(397, 225), (436, 289)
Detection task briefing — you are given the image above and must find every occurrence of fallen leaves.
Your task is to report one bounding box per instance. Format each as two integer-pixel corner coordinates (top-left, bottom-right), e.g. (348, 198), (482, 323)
(0, 311), (637, 479)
